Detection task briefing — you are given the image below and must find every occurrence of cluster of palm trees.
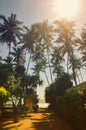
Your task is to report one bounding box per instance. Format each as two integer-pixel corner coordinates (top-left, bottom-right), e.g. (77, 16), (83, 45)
(0, 13), (86, 87)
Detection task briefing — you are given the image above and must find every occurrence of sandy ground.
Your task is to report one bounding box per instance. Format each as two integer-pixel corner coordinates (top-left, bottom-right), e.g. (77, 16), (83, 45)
(0, 108), (73, 130)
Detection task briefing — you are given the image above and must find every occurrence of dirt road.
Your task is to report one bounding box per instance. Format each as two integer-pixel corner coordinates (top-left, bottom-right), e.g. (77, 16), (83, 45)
(1, 108), (73, 130)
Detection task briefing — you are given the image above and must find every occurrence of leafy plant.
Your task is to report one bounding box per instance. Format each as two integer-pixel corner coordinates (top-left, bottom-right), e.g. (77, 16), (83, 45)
(0, 86), (10, 113)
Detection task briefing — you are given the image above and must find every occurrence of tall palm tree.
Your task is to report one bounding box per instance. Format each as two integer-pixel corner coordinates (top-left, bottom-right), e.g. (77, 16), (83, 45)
(54, 19), (75, 71)
(74, 25), (86, 82)
(54, 19), (77, 85)
(0, 13), (22, 55)
(22, 26), (36, 73)
(31, 20), (54, 83)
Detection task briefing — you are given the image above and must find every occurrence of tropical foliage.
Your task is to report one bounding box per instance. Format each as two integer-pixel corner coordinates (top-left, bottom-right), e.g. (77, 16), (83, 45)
(45, 73), (73, 105)
(0, 13), (22, 55)
(0, 13), (86, 124)
(55, 82), (86, 130)
(0, 86), (10, 113)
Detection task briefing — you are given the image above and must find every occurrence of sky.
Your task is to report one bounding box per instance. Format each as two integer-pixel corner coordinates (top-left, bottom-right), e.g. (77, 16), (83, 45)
(0, 0), (86, 99)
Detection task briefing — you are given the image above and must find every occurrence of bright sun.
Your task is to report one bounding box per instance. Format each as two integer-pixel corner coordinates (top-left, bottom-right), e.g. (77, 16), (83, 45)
(53, 0), (80, 18)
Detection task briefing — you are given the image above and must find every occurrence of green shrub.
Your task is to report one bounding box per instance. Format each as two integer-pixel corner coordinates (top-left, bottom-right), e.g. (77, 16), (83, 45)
(55, 85), (86, 130)
(0, 86), (10, 113)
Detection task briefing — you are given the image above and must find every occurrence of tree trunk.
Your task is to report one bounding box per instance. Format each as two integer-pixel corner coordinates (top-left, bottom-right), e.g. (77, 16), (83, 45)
(67, 53), (69, 74)
(47, 49), (53, 83)
(79, 69), (83, 82)
(44, 68), (50, 85)
(77, 73), (80, 84)
(8, 42), (11, 57)
(11, 96), (19, 122)
(72, 66), (77, 86)
(26, 52), (31, 74)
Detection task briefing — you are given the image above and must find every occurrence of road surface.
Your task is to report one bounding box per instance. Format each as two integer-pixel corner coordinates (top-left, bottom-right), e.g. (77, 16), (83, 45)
(1, 108), (73, 130)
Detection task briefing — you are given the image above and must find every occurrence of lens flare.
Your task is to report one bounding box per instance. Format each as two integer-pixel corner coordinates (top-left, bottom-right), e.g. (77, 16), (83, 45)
(53, 0), (80, 18)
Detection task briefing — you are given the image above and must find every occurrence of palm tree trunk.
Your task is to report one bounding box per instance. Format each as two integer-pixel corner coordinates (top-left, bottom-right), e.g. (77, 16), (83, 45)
(26, 52), (31, 74)
(47, 49), (53, 83)
(67, 53), (69, 74)
(77, 73), (80, 84)
(79, 69), (83, 82)
(72, 65), (77, 86)
(8, 43), (11, 57)
(44, 68), (50, 85)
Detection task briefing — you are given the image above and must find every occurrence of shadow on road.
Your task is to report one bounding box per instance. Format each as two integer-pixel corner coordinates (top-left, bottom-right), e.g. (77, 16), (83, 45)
(0, 108), (73, 130)
(31, 108), (73, 130)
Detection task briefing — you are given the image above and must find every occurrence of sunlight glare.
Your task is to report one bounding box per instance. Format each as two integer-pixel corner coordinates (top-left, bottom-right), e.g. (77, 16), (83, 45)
(53, 0), (80, 18)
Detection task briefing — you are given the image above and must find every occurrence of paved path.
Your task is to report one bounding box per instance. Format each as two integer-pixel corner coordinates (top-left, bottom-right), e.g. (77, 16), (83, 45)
(1, 108), (73, 130)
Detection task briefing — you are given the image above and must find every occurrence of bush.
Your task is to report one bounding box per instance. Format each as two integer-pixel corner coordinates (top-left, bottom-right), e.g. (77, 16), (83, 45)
(55, 85), (86, 130)
(45, 73), (73, 104)
(0, 86), (10, 113)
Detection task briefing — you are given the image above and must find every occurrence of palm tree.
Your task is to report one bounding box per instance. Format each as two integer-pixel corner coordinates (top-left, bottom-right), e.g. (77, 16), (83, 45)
(54, 19), (75, 72)
(22, 26), (36, 73)
(31, 20), (54, 83)
(54, 19), (78, 85)
(74, 25), (86, 82)
(0, 13), (22, 55)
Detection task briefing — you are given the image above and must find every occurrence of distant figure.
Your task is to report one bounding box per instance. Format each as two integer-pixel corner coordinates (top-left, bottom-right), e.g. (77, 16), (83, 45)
(33, 104), (39, 112)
